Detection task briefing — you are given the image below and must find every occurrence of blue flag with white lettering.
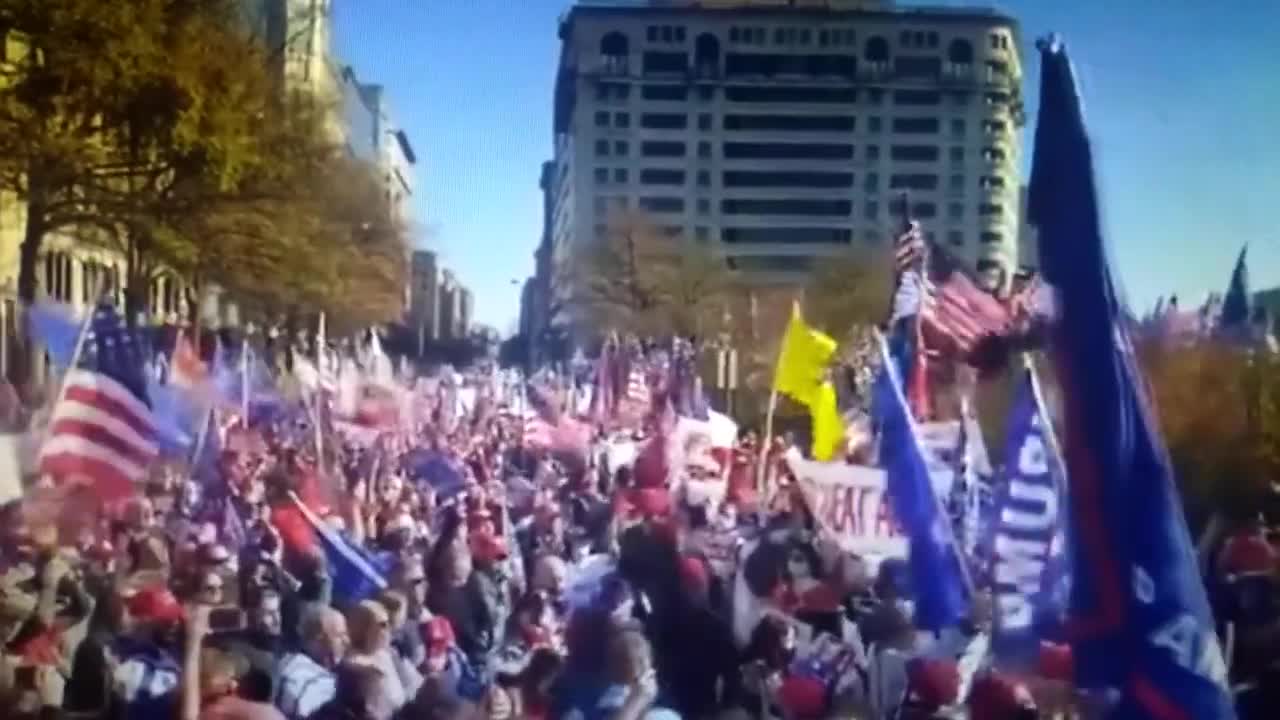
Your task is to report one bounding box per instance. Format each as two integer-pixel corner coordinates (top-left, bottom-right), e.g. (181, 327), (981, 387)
(986, 371), (1068, 668)
(1029, 38), (1234, 717)
(873, 334), (969, 632)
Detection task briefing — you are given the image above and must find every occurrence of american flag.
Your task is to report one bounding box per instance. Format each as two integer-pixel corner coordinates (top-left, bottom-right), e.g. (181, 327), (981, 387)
(894, 222), (926, 273)
(921, 271), (1013, 355)
(521, 412), (553, 448)
(40, 302), (157, 500)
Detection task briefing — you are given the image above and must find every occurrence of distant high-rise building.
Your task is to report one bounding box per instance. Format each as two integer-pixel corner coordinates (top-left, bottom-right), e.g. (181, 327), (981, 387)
(550, 0), (1025, 316)
(409, 250), (441, 350)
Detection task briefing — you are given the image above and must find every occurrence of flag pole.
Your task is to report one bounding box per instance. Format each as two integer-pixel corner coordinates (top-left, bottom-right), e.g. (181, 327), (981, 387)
(40, 280), (106, 444)
(758, 297), (802, 496)
(240, 334), (250, 422)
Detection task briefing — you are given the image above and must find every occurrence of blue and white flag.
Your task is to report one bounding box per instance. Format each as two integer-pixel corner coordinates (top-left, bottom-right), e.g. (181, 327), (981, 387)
(873, 333), (969, 632)
(291, 494), (390, 605)
(986, 371), (1068, 668)
(1029, 38), (1234, 718)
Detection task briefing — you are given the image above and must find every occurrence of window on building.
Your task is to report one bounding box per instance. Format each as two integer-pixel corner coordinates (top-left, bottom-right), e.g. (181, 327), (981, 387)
(614, 140), (629, 156)
(866, 145), (880, 161)
(950, 146), (965, 163)
(948, 202), (964, 220)
(674, 27), (685, 43)
(865, 201), (879, 220)
(639, 168), (686, 186)
(594, 196), (608, 216)
(594, 111), (610, 127)
(950, 118), (966, 138)
(642, 84), (688, 101)
(647, 26), (659, 43)
(698, 113), (713, 131)
(641, 141), (686, 157)
(697, 141), (712, 158)
(889, 173), (938, 190)
(697, 198), (710, 215)
(868, 116), (882, 133)
(725, 114), (856, 132)
(594, 168), (608, 184)
(948, 230), (964, 247)
(614, 168), (628, 183)
(949, 174), (964, 191)
(948, 38), (974, 65)
(594, 139), (609, 156)
(615, 112), (630, 128)
(641, 113), (688, 130)
(723, 171), (854, 189)
(980, 230), (1004, 244)
(893, 89), (941, 106)
(695, 226), (710, 241)
(721, 198), (851, 216)
(892, 117), (939, 134)
(978, 202), (1003, 216)
(912, 202), (937, 218)
(640, 196), (685, 213)
(698, 86), (715, 102)
(642, 51), (688, 74)
(868, 88), (884, 105)
(696, 170), (710, 187)
(724, 142), (852, 160)
(979, 175), (1006, 190)
(890, 145), (940, 162)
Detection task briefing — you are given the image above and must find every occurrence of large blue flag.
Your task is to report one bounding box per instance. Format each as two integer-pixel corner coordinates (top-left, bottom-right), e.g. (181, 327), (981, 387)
(986, 370), (1069, 668)
(1028, 38), (1234, 717)
(291, 494), (390, 606)
(873, 333), (969, 632)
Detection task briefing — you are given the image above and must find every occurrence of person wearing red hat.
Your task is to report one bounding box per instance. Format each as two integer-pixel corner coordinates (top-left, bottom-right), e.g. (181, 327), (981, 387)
(966, 670), (1038, 720)
(898, 657), (961, 719)
(112, 585), (186, 719)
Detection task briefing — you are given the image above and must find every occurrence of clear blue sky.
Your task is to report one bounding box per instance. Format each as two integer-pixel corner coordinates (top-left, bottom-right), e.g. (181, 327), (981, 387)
(335, 0), (1280, 331)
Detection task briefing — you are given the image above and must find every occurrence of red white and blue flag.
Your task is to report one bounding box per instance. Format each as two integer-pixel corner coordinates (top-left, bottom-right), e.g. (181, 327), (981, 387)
(40, 302), (157, 501)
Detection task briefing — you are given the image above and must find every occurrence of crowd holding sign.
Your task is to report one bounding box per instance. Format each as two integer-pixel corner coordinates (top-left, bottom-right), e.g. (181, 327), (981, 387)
(0, 37), (1272, 720)
(787, 450), (906, 560)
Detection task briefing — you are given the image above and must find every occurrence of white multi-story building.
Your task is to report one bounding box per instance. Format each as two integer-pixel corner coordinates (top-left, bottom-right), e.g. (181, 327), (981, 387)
(551, 0), (1024, 311)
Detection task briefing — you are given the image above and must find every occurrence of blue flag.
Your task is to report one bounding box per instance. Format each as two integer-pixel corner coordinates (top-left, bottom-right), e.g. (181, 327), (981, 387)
(986, 371), (1069, 668)
(873, 334), (969, 632)
(1028, 38), (1234, 717)
(28, 300), (81, 371)
(294, 496), (391, 606)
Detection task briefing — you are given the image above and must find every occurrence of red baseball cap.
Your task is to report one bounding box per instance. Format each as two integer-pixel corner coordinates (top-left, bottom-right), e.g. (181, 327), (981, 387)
(421, 616), (455, 659)
(126, 586), (185, 624)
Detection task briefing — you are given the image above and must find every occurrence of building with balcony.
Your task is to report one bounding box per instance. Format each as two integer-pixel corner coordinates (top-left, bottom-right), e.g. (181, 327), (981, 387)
(550, 0), (1025, 309)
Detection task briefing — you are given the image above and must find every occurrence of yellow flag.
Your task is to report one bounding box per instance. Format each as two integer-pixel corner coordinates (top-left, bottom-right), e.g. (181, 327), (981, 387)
(810, 381), (845, 461)
(773, 302), (837, 406)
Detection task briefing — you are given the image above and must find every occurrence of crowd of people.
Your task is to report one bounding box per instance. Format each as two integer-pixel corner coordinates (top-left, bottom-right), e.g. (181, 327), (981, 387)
(0, 360), (1274, 720)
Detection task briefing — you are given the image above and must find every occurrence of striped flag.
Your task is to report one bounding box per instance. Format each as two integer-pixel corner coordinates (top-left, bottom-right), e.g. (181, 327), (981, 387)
(921, 271), (1013, 355)
(894, 221), (926, 272)
(40, 302), (157, 501)
(522, 412), (553, 448)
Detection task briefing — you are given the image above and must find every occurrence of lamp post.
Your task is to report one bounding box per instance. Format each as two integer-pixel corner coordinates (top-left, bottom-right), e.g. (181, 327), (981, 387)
(714, 333), (738, 416)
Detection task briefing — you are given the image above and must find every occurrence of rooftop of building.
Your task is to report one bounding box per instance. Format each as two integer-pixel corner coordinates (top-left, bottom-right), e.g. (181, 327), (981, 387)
(562, 0), (1017, 28)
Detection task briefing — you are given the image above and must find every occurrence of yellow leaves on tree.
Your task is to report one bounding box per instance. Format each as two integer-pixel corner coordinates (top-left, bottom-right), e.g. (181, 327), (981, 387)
(1139, 340), (1280, 519)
